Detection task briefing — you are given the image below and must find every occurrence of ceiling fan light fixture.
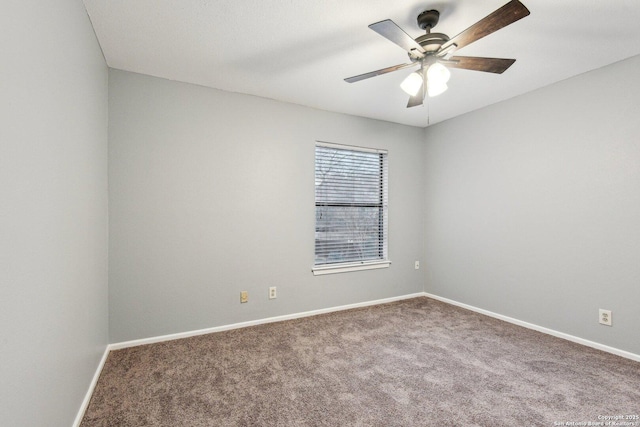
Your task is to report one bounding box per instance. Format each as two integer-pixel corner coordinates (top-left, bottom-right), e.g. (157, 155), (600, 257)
(427, 80), (448, 97)
(400, 71), (423, 96)
(426, 62), (451, 84)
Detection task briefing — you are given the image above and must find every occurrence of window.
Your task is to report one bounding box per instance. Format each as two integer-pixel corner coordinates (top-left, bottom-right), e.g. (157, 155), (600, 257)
(313, 141), (389, 275)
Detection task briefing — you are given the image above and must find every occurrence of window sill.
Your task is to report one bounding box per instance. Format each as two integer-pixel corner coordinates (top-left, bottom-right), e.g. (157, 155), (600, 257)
(312, 260), (391, 276)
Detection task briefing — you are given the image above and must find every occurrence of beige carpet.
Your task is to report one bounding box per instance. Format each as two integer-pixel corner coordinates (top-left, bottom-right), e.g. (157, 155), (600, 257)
(81, 297), (640, 426)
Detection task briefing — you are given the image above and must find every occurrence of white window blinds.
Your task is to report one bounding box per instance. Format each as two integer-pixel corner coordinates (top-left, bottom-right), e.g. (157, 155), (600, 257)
(314, 142), (388, 268)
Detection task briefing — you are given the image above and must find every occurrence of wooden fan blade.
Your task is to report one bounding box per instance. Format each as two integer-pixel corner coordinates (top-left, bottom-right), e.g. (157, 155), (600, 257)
(369, 20), (425, 58)
(344, 62), (418, 83)
(439, 0), (530, 54)
(407, 83), (424, 108)
(443, 56), (516, 74)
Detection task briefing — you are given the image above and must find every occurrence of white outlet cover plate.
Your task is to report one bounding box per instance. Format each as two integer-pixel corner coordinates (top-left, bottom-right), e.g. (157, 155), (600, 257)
(599, 309), (612, 326)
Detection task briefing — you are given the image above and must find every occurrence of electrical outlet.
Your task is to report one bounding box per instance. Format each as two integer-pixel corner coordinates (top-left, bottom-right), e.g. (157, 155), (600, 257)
(240, 291), (248, 303)
(415, 261), (420, 270)
(269, 286), (277, 299)
(599, 309), (612, 326)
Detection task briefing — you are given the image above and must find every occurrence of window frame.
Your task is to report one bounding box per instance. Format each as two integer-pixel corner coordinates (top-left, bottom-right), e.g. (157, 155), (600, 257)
(312, 141), (390, 276)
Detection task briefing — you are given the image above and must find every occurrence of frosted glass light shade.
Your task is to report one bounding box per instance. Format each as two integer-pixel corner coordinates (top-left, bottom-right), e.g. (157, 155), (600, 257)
(400, 72), (423, 96)
(427, 81), (448, 97)
(427, 63), (451, 84)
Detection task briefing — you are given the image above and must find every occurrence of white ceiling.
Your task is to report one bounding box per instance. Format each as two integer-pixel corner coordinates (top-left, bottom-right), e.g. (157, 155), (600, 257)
(83, 0), (640, 128)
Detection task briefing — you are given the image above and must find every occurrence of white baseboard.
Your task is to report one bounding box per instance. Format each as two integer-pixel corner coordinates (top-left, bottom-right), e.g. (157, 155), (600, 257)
(109, 292), (425, 351)
(73, 346), (110, 427)
(423, 292), (640, 363)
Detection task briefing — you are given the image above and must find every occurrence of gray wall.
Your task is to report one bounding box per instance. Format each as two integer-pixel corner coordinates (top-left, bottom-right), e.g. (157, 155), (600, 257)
(423, 55), (640, 355)
(0, 0), (109, 426)
(108, 70), (425, 343)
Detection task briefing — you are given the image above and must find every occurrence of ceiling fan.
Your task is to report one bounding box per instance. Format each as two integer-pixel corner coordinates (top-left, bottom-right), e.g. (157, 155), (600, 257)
(344, 0), (530, 108)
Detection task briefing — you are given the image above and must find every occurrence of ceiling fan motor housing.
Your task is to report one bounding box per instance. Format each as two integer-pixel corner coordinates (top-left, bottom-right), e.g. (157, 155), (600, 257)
(408, 32), (449, 61)
(416, 33), (449, 52)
